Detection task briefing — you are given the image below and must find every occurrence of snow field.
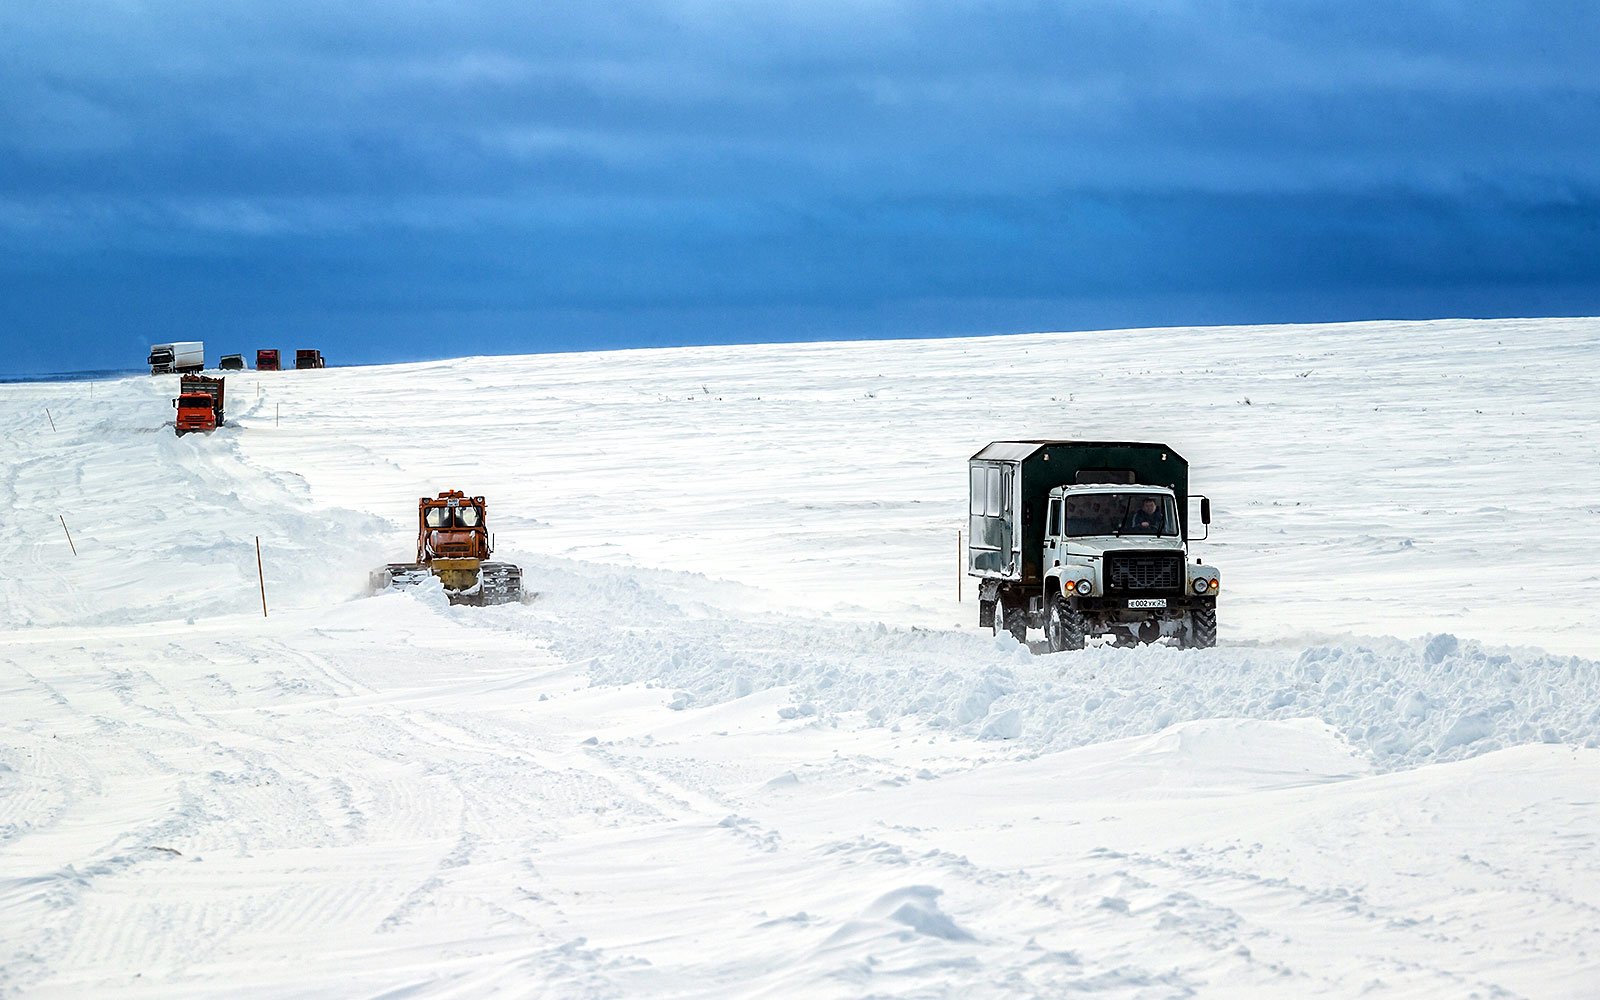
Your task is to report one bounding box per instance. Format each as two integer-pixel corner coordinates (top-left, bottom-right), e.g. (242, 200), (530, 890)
(4, 317), (1600, 997)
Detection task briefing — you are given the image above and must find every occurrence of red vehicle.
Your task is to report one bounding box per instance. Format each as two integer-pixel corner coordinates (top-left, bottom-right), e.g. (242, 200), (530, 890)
(371, 490), (523, 605)
(256, 349), (281, 371)
(173, 375), (225, 435)
(295, 349), (325, 369)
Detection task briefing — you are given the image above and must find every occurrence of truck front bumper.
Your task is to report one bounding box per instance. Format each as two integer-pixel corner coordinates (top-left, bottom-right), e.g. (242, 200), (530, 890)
(1072, 595), (1214, 616)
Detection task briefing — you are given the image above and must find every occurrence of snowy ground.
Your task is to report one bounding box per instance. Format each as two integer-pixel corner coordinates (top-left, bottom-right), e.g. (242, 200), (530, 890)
(3, 318), (1599, 998)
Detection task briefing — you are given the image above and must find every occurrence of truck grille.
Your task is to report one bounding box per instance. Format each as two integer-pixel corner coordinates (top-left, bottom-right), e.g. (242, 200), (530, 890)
(1105, 551), (1184, 594)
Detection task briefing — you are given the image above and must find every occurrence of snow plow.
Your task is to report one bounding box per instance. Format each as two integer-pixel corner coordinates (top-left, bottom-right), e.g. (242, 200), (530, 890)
(371, 491), (523, 605)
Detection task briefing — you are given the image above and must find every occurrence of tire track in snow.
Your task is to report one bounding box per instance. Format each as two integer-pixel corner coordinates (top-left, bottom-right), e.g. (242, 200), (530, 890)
(0, 626), (480, 992)
(1088, 844), (1529, 998)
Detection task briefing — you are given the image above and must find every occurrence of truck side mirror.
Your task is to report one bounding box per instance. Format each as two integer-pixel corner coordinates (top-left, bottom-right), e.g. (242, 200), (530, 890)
(1201, 497), (1211, 525)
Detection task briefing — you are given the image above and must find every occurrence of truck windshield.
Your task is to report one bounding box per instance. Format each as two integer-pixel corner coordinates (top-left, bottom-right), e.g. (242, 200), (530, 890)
(1064, 493), (1178, 537)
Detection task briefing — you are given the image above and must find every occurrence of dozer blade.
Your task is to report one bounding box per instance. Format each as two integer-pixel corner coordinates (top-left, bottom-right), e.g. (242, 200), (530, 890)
(370, 562), (524, 606)
(371, 564), (432, 595)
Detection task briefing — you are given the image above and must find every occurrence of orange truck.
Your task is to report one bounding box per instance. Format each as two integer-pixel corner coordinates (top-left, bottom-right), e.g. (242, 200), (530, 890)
(173, 374), (226, 435)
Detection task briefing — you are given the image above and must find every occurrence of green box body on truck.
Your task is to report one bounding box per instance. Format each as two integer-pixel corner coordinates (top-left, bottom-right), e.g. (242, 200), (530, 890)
(968, 440), (1220, 651)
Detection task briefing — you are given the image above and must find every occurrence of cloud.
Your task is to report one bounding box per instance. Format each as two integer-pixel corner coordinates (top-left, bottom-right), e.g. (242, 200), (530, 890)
(2, 1), (1598, 371)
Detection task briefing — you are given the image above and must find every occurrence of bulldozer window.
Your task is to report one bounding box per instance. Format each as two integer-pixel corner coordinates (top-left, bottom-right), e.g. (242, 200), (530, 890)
(424, 507), (450, 529)
(454, 506), (481, 528)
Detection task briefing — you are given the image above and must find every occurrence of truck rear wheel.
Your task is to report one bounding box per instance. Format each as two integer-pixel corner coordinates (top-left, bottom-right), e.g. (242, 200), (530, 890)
(1186, 606), (1218, 649)
(1044, 594), (1086, 652)
(993, 593), (1027, 643)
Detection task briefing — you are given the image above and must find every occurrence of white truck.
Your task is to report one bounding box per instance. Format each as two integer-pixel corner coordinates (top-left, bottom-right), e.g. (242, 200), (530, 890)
(969, 440), (1221, 651)
(147, 342), (205, 375)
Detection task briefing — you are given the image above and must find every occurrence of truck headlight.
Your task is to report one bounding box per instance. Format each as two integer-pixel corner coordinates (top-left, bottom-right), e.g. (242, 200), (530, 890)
(1075, 579), (1091, 596)
(1193, 579), (1208, 594)
(1208, 578), (1219, 592)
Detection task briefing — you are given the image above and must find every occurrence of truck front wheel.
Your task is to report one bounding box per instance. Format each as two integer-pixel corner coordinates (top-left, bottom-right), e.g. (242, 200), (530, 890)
(1186, 606), (1218, 649)
(1044, 594), (1086, 652)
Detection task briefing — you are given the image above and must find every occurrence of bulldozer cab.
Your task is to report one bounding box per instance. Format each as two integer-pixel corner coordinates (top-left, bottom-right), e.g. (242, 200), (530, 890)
(417, 492), (491, 563)
(375, 489), (523, 606)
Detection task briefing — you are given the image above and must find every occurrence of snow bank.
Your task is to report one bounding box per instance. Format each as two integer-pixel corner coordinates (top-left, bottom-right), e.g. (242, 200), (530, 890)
(495, 560), (1600, 772)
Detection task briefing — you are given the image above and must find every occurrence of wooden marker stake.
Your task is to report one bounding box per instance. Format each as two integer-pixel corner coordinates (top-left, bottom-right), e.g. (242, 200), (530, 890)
(256, 536), (268, 617)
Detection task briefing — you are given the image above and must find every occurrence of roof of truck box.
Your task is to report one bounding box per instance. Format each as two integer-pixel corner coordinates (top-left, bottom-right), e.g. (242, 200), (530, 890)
(969, 440), (1180, 463)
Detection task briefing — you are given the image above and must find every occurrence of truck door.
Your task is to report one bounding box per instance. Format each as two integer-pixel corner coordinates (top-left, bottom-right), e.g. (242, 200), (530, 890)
(968, 462), (1020, 578)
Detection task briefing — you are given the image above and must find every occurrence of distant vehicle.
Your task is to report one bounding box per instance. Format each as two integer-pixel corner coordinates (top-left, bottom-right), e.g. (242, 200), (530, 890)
(219, 354), (245, 371)
(173, 374), (226, 434)
(371, 490), (523, 605)
(148, 342), (204, 375)
(969, 440), (1220, 651)
(256, 349), (281, 371)
(295, 349), (325, 369)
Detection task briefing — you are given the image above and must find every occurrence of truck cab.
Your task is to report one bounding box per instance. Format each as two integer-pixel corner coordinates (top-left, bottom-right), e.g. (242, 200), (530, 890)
(1040, 484), (1219, 650)
(174, 391), (218, 434)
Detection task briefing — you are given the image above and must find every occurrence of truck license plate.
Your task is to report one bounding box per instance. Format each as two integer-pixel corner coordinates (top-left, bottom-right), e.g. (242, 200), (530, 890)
(1127, 598), (1167, 609)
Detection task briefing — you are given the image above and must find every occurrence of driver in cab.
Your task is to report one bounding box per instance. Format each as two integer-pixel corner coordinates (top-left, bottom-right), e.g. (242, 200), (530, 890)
(1129, 497), (1165, 534)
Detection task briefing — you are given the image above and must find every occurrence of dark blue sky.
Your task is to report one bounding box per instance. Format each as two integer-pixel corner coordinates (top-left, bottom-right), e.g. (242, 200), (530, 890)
(3, 1), (1598, 373)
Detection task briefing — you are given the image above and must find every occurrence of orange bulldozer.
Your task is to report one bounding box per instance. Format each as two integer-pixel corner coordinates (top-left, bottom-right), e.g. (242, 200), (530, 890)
(371, 490), (523, 605)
